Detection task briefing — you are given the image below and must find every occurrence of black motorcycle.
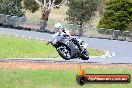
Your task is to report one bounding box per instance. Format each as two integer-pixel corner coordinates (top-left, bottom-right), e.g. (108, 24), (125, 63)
(47, 34), (89, 60)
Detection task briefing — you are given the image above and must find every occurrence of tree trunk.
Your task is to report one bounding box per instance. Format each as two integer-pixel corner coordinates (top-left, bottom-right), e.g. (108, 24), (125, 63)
(40, 9), (50, 31)
(40, 20), (48, 31)
(98, 0), (105, 15)
(79, 22), (83, 36)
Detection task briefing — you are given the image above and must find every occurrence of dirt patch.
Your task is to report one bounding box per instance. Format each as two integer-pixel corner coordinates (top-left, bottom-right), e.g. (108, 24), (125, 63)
(0, 61), (132, 70)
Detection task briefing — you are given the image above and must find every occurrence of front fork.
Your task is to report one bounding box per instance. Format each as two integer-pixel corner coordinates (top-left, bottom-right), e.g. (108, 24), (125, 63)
(72, 38), (83, 52)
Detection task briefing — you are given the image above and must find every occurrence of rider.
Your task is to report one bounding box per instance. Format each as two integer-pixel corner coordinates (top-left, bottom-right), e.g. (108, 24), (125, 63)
(55, 23), (71, 37)
(51, 23), (70, 44)
(51, 23), (83, 52)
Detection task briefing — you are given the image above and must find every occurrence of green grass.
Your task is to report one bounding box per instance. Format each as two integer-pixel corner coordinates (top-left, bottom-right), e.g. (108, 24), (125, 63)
(0, 68), (131, 88)
(0, 34), (104, 58)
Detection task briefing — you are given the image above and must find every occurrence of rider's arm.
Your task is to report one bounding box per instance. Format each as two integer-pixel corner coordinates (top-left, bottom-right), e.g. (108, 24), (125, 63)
(51, 32), (59, 41)
(65, 30), (71, 36)
(50, 32), (59, 44)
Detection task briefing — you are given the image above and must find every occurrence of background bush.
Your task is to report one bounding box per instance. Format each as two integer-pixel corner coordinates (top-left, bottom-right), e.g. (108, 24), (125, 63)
(98, 0), (132, 31)
(0, 0), (24, 17)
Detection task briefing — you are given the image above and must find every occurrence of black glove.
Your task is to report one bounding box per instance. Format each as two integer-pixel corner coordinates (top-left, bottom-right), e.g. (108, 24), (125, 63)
(46, 41), (51, 45)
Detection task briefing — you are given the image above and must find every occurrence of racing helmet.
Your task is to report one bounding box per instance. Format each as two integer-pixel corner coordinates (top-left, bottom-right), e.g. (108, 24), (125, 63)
(54, 23), (63, 30)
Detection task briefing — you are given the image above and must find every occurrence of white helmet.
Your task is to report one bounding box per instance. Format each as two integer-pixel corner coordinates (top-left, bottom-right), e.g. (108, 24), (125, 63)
(54, 23), (63, 29)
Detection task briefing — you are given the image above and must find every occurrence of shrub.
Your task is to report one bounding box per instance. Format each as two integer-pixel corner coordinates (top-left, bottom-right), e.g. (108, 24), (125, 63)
(98, 0), (132, 31)
(0, 0), (24, 17)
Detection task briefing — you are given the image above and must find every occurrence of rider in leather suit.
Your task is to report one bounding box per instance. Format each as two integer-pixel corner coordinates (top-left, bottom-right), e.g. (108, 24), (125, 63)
(52, 23), (83, 52)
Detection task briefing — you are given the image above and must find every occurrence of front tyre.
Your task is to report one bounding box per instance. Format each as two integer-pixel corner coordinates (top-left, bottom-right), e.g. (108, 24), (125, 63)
(80, 49), (89, 60)
(57, 45), (71, 60)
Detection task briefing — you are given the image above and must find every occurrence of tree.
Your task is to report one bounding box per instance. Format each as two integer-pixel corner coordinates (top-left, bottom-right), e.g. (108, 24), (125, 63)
(66, 0), (98, 36)
(23, 0), (67, 31)
(98, 0), (132, 31)
(0, 0), (67, 30)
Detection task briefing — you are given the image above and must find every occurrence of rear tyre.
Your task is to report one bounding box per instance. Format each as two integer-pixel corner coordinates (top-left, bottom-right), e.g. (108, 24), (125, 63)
(57, 45), (71, 60)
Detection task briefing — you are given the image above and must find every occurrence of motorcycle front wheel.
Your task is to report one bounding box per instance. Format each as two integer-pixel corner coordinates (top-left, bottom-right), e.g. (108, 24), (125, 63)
(80, 49), (89, 60)
(57, 45), (71, 60)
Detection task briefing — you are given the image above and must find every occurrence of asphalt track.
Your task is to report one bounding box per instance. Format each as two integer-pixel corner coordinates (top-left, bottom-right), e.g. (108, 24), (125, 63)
(0, 27), (132, 64)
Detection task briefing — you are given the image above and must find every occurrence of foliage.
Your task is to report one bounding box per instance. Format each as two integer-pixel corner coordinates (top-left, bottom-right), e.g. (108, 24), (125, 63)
(39, 0), (63, 5)
(127, 22), (132, 31)
(23, 0), (39, 13)
(0, 0), (3, 3)
(0, 0), (64, 15)
(66, 0), (99, 25)
(0, 0), (24, 17)
(23, 0), (64, 13)
(98, 0), (132, 31)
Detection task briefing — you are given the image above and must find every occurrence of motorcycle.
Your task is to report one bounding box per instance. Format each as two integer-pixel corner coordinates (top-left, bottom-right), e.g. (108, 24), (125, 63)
(47, 34), (89, 60)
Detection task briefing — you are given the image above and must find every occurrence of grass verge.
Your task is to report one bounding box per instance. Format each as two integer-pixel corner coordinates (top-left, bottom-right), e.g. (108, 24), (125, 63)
(0, 34), (104, 58)
(0, 68), (131, 88)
